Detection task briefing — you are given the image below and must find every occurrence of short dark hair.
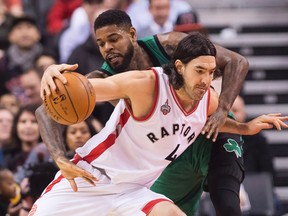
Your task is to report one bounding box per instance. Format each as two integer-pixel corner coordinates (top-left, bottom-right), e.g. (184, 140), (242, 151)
(164, 32), (216, 89)
(94, 9), (132, 32)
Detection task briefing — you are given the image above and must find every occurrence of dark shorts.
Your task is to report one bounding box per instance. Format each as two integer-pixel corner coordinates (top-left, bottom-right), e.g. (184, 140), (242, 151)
(151, 116), (244, 215)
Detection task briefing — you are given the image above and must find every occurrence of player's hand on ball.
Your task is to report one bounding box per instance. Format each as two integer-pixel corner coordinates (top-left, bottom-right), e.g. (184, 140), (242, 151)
(56, 156), (98, 192)
(40, 63), (78, 100)
(245, 113), (288, 135)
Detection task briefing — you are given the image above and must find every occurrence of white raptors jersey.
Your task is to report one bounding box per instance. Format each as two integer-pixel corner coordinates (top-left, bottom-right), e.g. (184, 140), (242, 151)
(75, 67), (210, 187)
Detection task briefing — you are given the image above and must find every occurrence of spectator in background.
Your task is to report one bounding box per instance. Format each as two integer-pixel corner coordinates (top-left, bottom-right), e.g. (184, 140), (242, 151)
(67, 33), (103, 75)
(34, 50), (58, 74)
(173, 10), (208, 36)
(0, 16), (42, 97)
(137, 0), (173, 39)
(231, 95), (275, 178)
(4, 104), (41, 173)
(21, 0), (55, 46)
(0, 0), (16, 51)
(3, 0), (23, 17)
(0, 107), (14, 167)
(0, 167), (21, 216)
(0, 93), (20, 115)
(63, 116), (99, 159)
(126, 0), (191, 34)
(19, 68), (42, 106)
(58, 0), (106, 63)
(46, 0), (82, 37)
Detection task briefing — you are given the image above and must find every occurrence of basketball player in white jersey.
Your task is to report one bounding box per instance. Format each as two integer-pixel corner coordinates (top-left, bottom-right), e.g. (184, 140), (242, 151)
(29, 33), (288, 216)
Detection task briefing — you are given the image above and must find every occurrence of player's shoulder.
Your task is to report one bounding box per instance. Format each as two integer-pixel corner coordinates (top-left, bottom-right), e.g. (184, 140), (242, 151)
(156, 32), (187, 56)
(156, 32), (187, 45)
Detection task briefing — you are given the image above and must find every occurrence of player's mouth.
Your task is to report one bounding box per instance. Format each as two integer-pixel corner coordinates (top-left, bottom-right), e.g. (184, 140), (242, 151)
(106, 54), (122, 65)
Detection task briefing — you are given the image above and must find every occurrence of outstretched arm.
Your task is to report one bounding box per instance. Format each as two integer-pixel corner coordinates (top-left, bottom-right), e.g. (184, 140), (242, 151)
(35, 105), (98, 192)
(202, 113), (288, 141)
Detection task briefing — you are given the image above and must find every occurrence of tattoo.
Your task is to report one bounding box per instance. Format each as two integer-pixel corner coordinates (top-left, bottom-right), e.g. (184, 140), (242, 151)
(35, 105), (66, 161)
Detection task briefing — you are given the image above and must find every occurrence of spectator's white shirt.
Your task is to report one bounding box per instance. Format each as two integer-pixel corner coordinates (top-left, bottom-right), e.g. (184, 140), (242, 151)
(127, 0), (191, 32)
(59, 7), (91, 63)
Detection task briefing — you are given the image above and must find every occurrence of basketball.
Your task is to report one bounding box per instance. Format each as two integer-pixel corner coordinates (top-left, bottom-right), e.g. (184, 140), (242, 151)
(43, 72), (96, 125)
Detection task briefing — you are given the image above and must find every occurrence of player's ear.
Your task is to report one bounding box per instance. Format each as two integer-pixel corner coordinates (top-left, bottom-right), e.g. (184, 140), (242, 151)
(175, 59), (184, 74)
(130, 27), (137, 41)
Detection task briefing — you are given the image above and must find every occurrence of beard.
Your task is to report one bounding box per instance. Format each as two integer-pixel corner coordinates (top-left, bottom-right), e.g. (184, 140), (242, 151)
(107, 42), (134, 73)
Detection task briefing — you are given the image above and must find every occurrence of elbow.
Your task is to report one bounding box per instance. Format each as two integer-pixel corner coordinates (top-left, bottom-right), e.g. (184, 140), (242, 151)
(239, 55), (249, 75)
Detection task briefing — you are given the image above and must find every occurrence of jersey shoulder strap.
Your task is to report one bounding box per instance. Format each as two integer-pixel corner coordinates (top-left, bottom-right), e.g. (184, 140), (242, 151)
(138, 35), (170, 66)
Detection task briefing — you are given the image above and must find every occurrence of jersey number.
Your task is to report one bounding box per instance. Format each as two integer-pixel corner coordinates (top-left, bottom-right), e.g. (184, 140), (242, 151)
(165, 144), (180, 161)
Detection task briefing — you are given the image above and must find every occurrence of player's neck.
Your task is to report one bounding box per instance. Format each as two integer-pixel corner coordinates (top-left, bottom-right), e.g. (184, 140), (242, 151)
(129, 45), (154, 70)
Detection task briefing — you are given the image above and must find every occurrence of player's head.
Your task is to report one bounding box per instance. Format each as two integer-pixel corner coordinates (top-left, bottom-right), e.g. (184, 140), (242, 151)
(164, 32), (216, 99)
(94, 9), (136, 73)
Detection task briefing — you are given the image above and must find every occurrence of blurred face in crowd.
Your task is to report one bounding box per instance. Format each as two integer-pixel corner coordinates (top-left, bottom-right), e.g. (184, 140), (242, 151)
(149, 0), (170, 27)
(66, 121), (92, 151)
(0, 169), (17, 199)
(20, 69), (42, 106)
(0, 109), (14, 144)
(17, 110), (40, 146)
(9, 22), (41, 49)
(0, 94), (19, 115)
(35, 55), (57, 73)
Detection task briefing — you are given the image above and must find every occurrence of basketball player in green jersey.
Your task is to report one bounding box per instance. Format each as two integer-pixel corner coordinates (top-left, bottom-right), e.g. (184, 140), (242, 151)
(38, 9), (249, 216)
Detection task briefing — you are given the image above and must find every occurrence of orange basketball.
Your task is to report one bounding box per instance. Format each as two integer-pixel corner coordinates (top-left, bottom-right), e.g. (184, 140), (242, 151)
(43, 72), (96, 125)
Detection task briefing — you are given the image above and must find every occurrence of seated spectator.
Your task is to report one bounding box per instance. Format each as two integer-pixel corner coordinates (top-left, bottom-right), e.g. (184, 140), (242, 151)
(58, 0), (107, 62)
(0, 93), (20, 115)
(127, 0), (191, 34)
(0, 107), (14, 167)
(19, 68), (42, 106)
(137, 0), (173, 39)
(46, 0), (82, 37)
(0, 16), (42, 97)
(21, 0), (55, 46)
(18, 161), (58, 216)
(173, 10), (208, 36)
(3, 0), (23, 17)
(4, 104), (42, 173)
(67, 34), (103, 75)
(0, 167), (22, 216)
(63, 116), (100, 159)
(0, 1), (15, 51)
(34, 49), (58, 74)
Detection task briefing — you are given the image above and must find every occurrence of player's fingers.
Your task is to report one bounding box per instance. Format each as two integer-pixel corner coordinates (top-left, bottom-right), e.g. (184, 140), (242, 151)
(273, 118), (288, 130)
(67, 179), (78, 192)
(211, 128), (219, 142)
(202, 121), (211, 135)
(278, 116), (288, 122)
(205, 123), (217, 139)
(59, 63), (78, 72)
(267, 113), (281, 117)
(82, 176), (97, 186)
(278, 119), (288, 128)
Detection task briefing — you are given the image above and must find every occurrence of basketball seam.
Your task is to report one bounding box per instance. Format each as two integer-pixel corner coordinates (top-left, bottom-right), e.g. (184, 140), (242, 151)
(70, 73), (91, 122)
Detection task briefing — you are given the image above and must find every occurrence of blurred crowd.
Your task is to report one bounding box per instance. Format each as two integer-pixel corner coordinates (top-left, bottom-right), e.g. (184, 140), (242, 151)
(0, 0), (277, 215)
